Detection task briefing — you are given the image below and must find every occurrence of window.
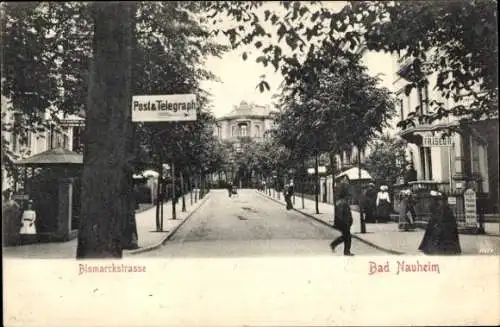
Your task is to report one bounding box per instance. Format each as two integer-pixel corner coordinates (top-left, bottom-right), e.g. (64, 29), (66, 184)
(11, 133), (18, 152)
(63, 134), (69, 150)
(398, 98), (404, 121)
(418, 81), (430, 114)
(47, 124), (57, 149)
(72, 126), (82, 152)
(255, 125), (261, 138)
(240, 124), (247, 137)
(232, 126), (236, 137)
(26, 131), (32, 148)
(419, 146), (433, 180)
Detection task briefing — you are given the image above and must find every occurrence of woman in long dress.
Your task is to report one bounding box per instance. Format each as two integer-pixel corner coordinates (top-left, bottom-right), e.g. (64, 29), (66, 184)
(376, 185), (391, 223)
(418, 190), (461, 255)
(19, 200), (37, 243)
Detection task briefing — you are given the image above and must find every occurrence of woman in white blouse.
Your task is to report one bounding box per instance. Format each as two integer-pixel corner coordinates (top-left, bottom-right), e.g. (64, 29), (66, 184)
(376, 185), (391, 223)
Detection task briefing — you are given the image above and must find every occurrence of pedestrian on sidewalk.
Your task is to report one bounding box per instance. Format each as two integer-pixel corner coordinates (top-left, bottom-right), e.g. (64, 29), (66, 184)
(361, 183), (377, 223)
(19, 200), (37, 244)
(227, 181), (233, 198)
(376, 185), (391, 223)
(330, 183), (354, 256)
(418, 190), (461, 255)
(284, 181), (294, 210)
(398, 189), (416, 231)
(2, 189), (21, 246)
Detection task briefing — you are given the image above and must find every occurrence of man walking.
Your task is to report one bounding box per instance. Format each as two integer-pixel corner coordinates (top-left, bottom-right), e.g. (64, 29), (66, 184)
(330, 183), (354, 256)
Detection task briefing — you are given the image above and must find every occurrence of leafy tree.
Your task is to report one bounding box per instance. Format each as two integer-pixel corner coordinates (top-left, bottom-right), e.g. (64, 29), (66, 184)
(364, 134), (410, 186)
(2, 2), (226, 257)
(363, 0), (498, 126)
(208, 1), (497, 127)
(272, 53), (395, 208)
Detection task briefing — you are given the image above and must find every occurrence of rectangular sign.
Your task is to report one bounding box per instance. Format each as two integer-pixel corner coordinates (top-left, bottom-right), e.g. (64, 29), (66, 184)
(447, 196), (457, 205)
(423, 136), (453, 147)
(13, 194), (29, 200)
(132, 94), (197, 122)
(463, 188), (477, 226)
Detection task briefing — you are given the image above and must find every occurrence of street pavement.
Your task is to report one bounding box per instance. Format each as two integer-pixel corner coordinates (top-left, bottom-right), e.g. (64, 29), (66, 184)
(262, 189), (500, 255)
(2, 190), (207, 259)
(138, 189), (384, 258)
(5, 187), (497, 259)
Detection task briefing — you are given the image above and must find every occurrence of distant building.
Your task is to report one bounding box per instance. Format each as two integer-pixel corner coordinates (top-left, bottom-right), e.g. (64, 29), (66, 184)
(214, 101), (276, 142)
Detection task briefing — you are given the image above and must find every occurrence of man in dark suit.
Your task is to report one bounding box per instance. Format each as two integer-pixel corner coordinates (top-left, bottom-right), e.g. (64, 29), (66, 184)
(362, 183), (377, 223)
(330, 183), (354, 256)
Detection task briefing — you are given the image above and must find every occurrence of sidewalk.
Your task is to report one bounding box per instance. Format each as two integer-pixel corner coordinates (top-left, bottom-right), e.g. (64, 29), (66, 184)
(2, 190), (211, 259)
(126, 189), (211, 255)
(258, 190), (500, 255)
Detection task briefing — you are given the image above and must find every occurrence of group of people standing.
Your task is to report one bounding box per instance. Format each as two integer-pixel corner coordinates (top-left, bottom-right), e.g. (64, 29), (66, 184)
(329, 183), (461, 256)
(2, 190), (38, 246)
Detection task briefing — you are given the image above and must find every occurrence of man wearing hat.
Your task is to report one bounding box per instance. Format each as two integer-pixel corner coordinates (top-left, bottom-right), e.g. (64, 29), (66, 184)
(399, 189), (416, 231)
(362, 183), (377, 223)
(330, 183), (354, 256)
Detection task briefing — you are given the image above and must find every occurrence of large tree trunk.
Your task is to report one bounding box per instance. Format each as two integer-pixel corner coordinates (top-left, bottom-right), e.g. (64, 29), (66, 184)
(76, 3), (134, 259)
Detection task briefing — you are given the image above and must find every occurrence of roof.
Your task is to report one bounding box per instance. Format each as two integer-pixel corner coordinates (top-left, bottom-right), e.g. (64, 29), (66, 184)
(15, 147), (83, 166)
(335, 167), (372, 181)
(218, 101), (274, 120)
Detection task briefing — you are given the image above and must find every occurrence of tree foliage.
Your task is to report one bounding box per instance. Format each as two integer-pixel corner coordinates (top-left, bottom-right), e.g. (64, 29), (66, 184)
(364, 0), (498, 126)
(272, 54), (395, 175)
(364, 134), (410, 186)
(208, 1), (497, 127)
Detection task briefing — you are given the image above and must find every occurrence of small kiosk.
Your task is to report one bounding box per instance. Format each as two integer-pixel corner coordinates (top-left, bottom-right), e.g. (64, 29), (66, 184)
(334, 167), (373, 205)
(13, 147), (83, 244)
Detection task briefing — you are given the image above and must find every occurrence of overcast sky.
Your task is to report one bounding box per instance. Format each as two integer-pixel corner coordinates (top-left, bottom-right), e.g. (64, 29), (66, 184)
(199, 2), (396, 118)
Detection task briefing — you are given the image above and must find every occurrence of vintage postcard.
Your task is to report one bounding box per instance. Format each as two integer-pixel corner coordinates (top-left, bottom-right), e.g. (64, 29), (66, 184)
(2, 1), (499, 326)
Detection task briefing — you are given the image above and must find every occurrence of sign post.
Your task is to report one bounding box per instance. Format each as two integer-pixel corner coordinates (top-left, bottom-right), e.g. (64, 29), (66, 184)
(463, 188), (478, 228)
(131, 93), (197, 225)
(132, 94), (197, 122)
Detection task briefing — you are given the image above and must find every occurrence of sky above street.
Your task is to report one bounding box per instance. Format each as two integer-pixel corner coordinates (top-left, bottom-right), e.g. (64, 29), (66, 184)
(199, 2), (396, 118)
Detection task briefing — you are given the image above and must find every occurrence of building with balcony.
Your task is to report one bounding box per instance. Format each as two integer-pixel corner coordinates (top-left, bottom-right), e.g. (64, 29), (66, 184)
(214, 101), (275, 142)
(392, 52), (499, 215)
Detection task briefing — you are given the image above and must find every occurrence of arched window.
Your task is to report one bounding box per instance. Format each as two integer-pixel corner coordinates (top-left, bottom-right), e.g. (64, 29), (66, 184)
(255, 125), (260, 138)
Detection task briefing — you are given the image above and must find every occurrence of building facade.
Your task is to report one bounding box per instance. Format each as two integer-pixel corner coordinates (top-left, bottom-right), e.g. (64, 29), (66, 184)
(214, 101), (275, 142)
(1, 95), (85, 195)
(392, 52), (499, 214)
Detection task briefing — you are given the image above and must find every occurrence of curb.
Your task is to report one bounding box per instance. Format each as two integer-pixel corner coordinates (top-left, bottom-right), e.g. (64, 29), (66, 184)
(256, 191), (406, 255)
(127, 192), (213, 255)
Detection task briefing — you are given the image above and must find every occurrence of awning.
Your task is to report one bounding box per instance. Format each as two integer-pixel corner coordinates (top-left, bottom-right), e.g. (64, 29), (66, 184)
(15, 147), (83, 166)
(133, 170), (160, 179)
(335, 167), (372, 181)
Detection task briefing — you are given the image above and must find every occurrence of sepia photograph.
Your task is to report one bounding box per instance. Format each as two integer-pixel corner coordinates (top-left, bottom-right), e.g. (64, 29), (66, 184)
(2, 1), (499, 326)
